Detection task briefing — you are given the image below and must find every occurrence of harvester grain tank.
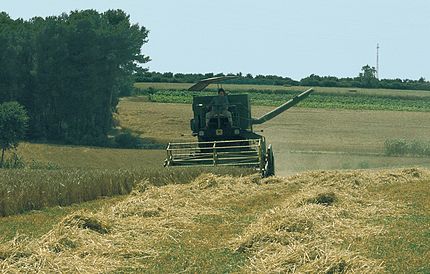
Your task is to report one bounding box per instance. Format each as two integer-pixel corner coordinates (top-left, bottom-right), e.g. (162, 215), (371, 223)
(164, 76), (313, 177)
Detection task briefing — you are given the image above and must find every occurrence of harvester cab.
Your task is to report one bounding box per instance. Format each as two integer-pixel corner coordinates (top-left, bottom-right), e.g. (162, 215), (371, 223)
(165, 76), (313, 177)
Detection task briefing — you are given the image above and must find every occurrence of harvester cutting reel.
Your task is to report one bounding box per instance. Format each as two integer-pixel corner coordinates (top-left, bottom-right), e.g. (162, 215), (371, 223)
(164, 139), (276, 177)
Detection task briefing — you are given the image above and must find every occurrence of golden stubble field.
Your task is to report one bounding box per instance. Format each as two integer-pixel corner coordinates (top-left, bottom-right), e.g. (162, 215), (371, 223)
(118, 98), (430, 175)
(1, 168), (429, 273)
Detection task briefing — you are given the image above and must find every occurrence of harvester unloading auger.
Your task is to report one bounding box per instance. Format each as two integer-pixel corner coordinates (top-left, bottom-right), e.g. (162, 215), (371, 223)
(164, 76), (313, 177)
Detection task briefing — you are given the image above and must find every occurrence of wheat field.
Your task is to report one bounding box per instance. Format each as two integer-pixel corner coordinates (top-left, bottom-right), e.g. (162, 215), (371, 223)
(1, 168), (428, 273)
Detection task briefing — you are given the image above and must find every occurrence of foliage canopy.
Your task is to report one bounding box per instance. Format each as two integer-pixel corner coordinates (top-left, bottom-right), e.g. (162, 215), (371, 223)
(136, 69), (430, 91)
(0, 10), (149, 145)
(0, 101), (28, 165)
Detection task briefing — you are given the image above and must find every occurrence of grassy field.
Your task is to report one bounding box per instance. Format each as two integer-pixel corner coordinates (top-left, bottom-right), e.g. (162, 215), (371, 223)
(15, 142), (165, 170)
(135, 82), (430, 98)
(6, 93), (428, 175)
(0, 169), (428, 272)
(134, 82), (430, 112)
(365, 177), (430, 273)
(0, 163), (252, 217)
(0, 169), (134, 216)
(0, 140), (252, 217)
(1, 90), (428, 216)
(118, 99), (430, 175)
(1, 83), (429, 272)
(0, 195), (127, 243)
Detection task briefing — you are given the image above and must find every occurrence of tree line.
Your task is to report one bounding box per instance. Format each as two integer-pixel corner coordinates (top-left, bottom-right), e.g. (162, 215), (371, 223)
(136, 66), (430, 91)
(0, 10), (149, 145)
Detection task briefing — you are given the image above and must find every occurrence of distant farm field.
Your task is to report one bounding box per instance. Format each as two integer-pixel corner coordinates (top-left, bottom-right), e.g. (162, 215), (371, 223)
(7, 97), (429, 175)
(118, 99), (430, 175)
(134, 82), (430, 112)
(135, 82), (430, 97)
(2, 92), (427, 217)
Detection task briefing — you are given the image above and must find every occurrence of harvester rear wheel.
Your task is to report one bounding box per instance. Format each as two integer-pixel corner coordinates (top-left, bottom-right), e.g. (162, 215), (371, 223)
(263, 144), (275, 177)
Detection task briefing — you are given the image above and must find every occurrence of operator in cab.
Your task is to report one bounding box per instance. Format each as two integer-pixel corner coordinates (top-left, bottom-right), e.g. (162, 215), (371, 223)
(205, 88), (233, 127)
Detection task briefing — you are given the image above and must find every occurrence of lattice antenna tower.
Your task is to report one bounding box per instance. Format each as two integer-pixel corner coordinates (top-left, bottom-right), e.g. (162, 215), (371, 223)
(376, 43), (379, 79)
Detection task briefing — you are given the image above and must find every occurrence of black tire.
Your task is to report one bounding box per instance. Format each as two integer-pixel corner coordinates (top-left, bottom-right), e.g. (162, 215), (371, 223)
(263, 144), (275, 177)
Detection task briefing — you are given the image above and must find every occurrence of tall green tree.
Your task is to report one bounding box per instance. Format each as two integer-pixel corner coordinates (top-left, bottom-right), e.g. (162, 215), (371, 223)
(0, 102), (28, 166)
(359, 65), (378, 88)
(0, 13), (32, 103)
(2, 9), (151, 145)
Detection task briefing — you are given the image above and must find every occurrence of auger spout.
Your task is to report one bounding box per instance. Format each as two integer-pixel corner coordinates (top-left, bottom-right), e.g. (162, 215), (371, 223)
(251, 88), (314, 125)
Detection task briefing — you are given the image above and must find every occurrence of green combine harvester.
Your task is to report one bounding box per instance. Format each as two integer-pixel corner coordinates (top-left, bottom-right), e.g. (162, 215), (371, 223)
(164, 76), (313, 177)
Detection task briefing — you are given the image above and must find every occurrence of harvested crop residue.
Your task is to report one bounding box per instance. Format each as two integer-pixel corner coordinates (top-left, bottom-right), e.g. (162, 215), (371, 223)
(1, 168), (428, 273)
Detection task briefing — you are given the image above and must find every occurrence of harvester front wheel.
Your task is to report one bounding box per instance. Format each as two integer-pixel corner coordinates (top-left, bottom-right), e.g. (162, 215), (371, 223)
(263, 144), (275, 177)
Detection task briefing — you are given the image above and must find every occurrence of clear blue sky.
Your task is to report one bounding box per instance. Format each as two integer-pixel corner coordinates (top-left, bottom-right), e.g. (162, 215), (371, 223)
(2, 0), (429, 80)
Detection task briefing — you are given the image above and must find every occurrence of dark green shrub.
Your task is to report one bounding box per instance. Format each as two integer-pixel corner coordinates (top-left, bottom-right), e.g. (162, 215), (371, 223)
(384, 139), (408, 156)
(0, 101), (29, 167)
(1, 153), (25, 169)
(114, 130), (142, 148)
(385, 139), (430, 156)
